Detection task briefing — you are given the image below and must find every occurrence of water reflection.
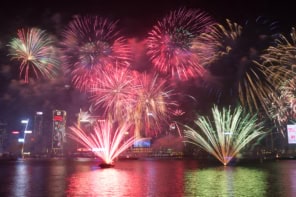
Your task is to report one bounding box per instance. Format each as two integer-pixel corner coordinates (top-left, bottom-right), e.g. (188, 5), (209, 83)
(7, 159), (70, 196)
(268, 160), (296, 196)
(67, 160), (185, 197)
(184, 166), (268, 197)
(1, 159), (296, 196)
(47, 160), (68, 195)
(10, 161), (29, 197)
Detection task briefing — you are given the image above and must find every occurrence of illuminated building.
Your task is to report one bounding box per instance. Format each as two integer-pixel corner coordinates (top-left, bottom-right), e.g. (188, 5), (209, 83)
(52, 110), (67, 155)
(34, 112), (43, 137)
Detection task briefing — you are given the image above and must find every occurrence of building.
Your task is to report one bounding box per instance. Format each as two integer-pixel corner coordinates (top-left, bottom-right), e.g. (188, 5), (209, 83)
(52, 110), (67, 155)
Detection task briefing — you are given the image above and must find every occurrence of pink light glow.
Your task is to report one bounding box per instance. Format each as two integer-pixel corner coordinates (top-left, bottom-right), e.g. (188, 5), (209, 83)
(146, 8), (216, 81)
(69, 120), (136, 165)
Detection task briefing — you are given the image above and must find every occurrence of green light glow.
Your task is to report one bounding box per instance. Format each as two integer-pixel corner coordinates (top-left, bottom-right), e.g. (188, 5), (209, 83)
(185, 166), (268, 196)
(184, 105), (267, 165)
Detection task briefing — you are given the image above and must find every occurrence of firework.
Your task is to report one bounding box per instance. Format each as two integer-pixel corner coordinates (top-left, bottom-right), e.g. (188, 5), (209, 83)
(89, 68), (137, 121)
(184, 105), (266, 166)
(132, 73), (178, 138)
(261, 27), (296, 72)
(77, 108), (96, 128)
(8, 27), (61, 83)
(191, 19), (242, 103)
(268, 94), (290, 135)
(268, 77), (296, 135)
(192, 19), (242, 66)
(60, 15), (132, 91)
(195, 18), (292, 114)
(260, 27), (296, 135)
(69, 119), (136, 166)
(146, 8), (215, 80)
(283, 78), (296, 121)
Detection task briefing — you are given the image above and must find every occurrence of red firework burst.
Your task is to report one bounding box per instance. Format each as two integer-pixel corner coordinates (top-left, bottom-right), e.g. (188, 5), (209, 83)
(60, 15), (132, 91)
(146, 7), (216, 81)
(89, 68), (138, 121)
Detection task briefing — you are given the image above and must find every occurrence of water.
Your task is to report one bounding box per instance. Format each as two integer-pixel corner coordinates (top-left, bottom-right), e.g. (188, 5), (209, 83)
(0, 158), (295, 197)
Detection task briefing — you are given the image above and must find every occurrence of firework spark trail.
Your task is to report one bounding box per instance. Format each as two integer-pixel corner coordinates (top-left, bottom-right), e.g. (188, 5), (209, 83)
(260, 27), (296, 135)
(268, 77), (296, 135)
(132, 73), (178, 137)
(60, 15), (132, 91)
(191, 19), (242, 102)
(8, 28), (61, 83)
(146, 8), (216, 81)
(184, 105), (266, 165)
(261, 27), (296, 72)
(89, 68), (138, 121)
(69, 120), (136, 165)
(282, 78), (296, 120)
(192, 19), (242, 66)
(194, 18), (292, 115)
(268, 94), (290, 132)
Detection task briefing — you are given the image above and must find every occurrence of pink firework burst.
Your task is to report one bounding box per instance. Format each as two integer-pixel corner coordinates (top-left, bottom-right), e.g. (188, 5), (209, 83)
(132, 72), (178, 137)
(60, 15), (132, 91)
(8, 27), (61, 83)
(89, 68), (138, 121)
(146, 8), (216, 81)
(69, 120), (136, 165)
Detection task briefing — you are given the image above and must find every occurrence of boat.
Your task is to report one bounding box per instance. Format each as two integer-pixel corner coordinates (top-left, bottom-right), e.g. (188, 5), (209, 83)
(99, 162), (115, 168)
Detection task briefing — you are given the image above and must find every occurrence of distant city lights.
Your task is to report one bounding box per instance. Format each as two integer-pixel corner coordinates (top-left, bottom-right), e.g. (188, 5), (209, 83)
(21, 120), (29, 124)
(11, 131), (20, 134)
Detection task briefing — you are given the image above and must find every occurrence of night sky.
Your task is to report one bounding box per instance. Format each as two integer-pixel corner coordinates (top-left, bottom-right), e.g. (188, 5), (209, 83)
(0, 0), (295, 130)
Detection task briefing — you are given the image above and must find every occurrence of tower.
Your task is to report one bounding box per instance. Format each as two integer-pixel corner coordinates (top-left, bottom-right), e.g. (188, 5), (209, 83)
(33, 112), (44, 154)
(52, 110), (67, 155)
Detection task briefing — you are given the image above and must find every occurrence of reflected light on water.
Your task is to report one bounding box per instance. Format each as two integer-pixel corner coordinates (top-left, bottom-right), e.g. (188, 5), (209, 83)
(47, 161), (67, 195)
(3, 160), (296, 196)
(9, 159), (70, 196)
(67, 168), (143, 196)
(10, 162), (29, 197)
(184, 166), (268, 196)
(271, 160), (296, 196)
(66, 160), (185, 196)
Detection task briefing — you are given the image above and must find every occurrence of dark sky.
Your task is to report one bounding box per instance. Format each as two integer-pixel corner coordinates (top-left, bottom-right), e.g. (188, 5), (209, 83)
(0, 0), (295, 35)
(0, 0), (295, 129)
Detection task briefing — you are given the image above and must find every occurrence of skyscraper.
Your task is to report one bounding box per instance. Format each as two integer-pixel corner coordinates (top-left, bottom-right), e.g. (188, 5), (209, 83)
(52, 110), (67, 155)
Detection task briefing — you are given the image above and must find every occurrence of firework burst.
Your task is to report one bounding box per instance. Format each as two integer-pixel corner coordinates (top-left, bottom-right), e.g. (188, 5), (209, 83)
(60, 15), (132, 91)
(260, 27), (296, 134)
(195, 17), (291, 114)
(192, 19), (242, 103)
(8, 27), (61, 83)
(69, 120), (136, 166)
(261, 27), (296, 72)
(184, 105), (266, 166)
(89, 68), (138, 121)
(146, 8), (215, 80)
(282, 79), (296, 121)
(132, 73), (178, 137)
(192, 19), (242, 66)
(268, 77), (296, 135)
